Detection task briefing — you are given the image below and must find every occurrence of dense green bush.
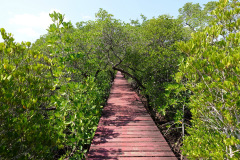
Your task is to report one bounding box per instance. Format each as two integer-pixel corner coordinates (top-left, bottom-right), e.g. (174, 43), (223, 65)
(120, 14), (191, 143)
(177, 0), (240, 159)
(0, 12), (112, 159)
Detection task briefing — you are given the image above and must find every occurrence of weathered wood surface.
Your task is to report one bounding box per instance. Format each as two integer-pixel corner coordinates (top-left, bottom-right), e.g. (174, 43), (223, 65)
(88, 72), (177, 160)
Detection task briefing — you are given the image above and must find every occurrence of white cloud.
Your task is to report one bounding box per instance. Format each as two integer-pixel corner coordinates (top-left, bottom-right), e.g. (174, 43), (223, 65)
(10, 12), (50, 29)
(9, 9), (63, 29)
(17, 28), (39, 37)
(7, 9), (64, 42)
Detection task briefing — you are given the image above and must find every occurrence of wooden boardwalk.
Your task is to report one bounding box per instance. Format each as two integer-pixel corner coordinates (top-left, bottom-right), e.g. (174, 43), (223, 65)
(88, 72), (177, 160)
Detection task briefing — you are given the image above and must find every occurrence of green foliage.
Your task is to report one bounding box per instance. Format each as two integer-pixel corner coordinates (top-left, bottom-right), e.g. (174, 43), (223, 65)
(177, 0), (240, 159)
(0, 28), (57, 159)
(178, 1), (218, 31)
(0, 11), (112, 159)
(121, 15), (189, 128)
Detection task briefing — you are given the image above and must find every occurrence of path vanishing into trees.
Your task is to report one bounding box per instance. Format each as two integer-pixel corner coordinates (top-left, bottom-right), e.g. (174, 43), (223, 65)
(88, 72), (177, 160)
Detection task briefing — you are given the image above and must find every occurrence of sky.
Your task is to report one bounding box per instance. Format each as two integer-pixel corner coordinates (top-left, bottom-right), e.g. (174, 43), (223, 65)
(0, 0), (217, 43)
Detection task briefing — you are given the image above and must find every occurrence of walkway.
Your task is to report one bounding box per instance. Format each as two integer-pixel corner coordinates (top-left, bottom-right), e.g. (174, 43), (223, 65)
(88, 72), (177, 160)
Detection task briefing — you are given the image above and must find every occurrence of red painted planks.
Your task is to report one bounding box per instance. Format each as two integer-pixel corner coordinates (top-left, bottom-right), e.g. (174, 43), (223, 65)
(98, 121), (156, 126)
(89, 146), (173, 152)
(89, 157), (177, 160)
(96, 126), (159, 131)
(93, 137), (166, 143)
(91, 141), (170, 147)
(94, 133), (164, 138)
(101, 116), (153, 121)
(88, 72), (176, 159)
(88, 151), (175, 157)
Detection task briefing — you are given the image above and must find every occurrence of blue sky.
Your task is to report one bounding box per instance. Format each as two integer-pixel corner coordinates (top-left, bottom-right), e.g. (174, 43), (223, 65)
(0, 0), (217, 43)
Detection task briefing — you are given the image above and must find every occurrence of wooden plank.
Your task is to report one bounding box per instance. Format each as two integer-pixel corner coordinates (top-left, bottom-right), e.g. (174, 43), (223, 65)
(94, 133), (164, 138)
(96, 126), (159, 130)
(88, 72), (176, 159)
(100, 116), (154, 121)
(102, 111), (147, 114)
(89, 146), (173, 152)
(88, 151), (175, 157)
(91, 142), (170, 147)
(89, 157), (177, 160)
(93, 133), (163, 138)
(94, 131), (164, 136)
(92, 137), (166, 143)
(98, 121), (156, 126)
(99, 120), (155, 123)
(94, 131), (161, 134)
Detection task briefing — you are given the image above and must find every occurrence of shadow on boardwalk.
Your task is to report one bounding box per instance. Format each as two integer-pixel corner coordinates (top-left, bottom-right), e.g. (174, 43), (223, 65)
(88, 72), (177, 160)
